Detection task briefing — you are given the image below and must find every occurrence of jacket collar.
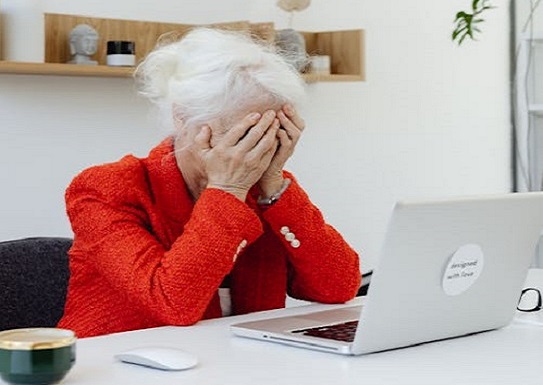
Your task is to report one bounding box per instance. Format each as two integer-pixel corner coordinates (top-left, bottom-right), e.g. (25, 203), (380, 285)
(144, 137), (194, 227)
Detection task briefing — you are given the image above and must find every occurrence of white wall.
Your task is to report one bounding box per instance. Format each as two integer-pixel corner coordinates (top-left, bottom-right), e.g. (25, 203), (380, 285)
(0, 0), (512, 271)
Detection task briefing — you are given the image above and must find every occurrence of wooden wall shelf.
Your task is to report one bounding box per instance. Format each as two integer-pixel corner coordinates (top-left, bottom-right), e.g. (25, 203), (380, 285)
(0, 61), (362, 82)
(43, 14), (275, 66)
(0, 61), (132, 77)
(0, 14), (364, 82)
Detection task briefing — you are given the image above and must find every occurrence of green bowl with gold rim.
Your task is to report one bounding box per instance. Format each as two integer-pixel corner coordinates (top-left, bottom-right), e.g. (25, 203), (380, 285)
(0, 328), (76, 385)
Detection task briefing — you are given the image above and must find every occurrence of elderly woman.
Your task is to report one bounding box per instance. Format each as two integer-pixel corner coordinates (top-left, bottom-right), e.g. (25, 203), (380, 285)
(58, 27), (361, 337)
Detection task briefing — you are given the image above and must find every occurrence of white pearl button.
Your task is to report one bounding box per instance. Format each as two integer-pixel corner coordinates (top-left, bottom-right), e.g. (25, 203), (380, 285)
(285, 232), (296, 241)
(280, 226), (290, 235)
(291, 239), (301, 248)
(240, 239), (248, 248)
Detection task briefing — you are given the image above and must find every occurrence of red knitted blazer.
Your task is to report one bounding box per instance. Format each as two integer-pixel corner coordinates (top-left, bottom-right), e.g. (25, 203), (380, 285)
(58, 138), (361, 337)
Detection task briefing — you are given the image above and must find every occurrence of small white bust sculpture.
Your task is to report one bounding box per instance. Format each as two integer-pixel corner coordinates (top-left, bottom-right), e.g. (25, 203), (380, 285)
(67, 24), (99, 65)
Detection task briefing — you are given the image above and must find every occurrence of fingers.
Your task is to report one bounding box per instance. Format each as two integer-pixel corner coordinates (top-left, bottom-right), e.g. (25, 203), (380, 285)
(277, 109), (302, 145)
(221, 111), (271, 147)
(261, 137), (279, 166)
(282, 104), (305, 133)
(248, 118), (280, 159)
(270, 126), (292, 162)
(276, 127), (291, 148)
(258, 106), (304, 185)
(194, 125), (212, 150)
(235, 110), (278, 152)
(220, 112), (261, 147)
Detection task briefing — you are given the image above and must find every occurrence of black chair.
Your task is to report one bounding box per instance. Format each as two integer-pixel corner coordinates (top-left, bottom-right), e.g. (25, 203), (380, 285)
(356, 270), (373, 297)
(0, 237), (72, 331)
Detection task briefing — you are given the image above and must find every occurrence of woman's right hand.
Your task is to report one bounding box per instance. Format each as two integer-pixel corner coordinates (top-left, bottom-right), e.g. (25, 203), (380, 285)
(196, 110), (280, 201)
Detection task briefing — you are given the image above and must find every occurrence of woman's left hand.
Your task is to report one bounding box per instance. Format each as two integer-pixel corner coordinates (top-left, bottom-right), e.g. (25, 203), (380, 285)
(258, 104), (305, 197)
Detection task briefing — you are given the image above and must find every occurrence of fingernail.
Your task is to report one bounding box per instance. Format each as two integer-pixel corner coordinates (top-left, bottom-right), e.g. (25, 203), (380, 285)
(249, 112), (261, 120)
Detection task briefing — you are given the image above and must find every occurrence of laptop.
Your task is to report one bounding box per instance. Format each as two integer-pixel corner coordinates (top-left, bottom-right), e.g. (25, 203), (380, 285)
(231, 192), (543, 355)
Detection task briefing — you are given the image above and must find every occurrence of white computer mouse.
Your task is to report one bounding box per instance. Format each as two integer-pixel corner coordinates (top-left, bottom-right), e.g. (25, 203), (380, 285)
(115, 346), (198, 371)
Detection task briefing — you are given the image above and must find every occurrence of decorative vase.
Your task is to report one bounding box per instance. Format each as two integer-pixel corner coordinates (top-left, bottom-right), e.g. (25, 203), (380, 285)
(275, 28), (308, 72)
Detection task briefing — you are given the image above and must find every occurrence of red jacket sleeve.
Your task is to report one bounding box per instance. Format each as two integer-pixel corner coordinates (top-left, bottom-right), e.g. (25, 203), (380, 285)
(261, 172), (361, 303)
(66, 167), (263, 326)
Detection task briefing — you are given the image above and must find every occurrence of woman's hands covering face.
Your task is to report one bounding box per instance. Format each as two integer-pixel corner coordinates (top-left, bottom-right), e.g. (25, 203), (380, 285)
(196, 110), (280, 201)
(258, 104), (305, 198)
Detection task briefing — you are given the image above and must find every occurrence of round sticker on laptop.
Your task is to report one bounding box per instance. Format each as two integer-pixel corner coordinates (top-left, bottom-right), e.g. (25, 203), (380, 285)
(442, 244), (484, 296)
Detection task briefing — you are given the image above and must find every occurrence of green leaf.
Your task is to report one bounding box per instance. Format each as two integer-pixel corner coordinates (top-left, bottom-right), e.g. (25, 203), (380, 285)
(455, 11), (468, 20)
(452, 0), (494, 45)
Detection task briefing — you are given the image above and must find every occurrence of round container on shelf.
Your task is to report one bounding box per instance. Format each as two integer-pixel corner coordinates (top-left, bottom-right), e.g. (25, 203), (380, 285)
(106, 41), (136, 67)
(309, 55), (331, 75)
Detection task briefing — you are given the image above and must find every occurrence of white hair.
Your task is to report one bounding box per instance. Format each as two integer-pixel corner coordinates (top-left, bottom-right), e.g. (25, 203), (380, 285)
(135, 27), (307, 134)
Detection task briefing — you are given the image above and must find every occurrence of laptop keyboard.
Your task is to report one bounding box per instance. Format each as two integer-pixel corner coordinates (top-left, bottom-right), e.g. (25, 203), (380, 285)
(291, 320), (359, 342)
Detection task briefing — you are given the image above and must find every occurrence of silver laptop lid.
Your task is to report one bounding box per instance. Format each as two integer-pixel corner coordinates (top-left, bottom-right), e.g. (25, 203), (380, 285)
(352, 192), (543, 354)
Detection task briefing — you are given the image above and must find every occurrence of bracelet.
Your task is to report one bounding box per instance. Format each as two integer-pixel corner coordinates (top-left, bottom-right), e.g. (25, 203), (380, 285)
(257, 179), (292, 206)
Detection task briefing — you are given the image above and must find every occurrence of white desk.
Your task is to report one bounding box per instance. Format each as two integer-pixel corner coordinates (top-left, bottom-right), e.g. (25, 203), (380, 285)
(8, 270), (543, 385)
